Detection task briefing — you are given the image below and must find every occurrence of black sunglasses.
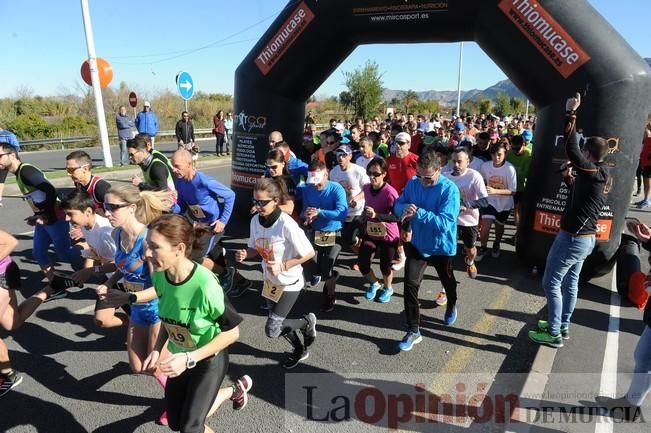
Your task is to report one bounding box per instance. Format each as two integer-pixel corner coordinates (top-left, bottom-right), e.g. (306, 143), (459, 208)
(265, 164), (280, 170)
(367, 171), (383, 177)
(396, 141), (409, 145)
(252, 198), (274, 207)
(416, 174), (436, 181)
(104, 202), (130, 212)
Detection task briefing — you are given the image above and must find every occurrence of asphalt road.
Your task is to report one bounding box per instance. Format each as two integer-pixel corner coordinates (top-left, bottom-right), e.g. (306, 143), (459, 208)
(0, 142), (648, 432)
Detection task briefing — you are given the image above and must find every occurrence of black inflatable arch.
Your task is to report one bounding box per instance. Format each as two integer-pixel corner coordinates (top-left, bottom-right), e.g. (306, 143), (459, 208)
(233, 0), (651, 275)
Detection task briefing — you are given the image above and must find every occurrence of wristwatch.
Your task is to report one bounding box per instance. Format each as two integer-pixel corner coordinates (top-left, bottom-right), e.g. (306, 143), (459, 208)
(128, 293), (137, 304)
(185, 352), (197, 369)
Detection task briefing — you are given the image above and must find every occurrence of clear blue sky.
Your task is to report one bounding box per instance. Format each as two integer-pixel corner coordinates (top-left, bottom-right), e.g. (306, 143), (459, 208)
(1, 0), (649, 99)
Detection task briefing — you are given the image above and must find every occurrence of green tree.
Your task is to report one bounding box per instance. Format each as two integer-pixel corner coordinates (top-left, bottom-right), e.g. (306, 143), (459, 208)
(339, 91), (353, 112)
(510, 96), (525, 114)
(342, 60), (384, 119)
(494, 92), (511, 117)
(478, 98), (493, 115)
(402, 90), (419, 112)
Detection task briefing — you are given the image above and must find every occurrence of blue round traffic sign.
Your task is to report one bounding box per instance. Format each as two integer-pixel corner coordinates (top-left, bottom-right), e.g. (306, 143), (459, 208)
(176, 71), (194, 100)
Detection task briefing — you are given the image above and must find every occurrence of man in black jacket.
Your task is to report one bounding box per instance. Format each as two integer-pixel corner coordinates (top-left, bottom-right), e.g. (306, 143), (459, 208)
(528, 92), (610, 349)
(175, 111), (195, 150)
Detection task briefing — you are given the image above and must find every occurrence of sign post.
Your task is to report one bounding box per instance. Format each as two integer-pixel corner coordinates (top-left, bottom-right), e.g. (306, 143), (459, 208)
(176, 71), (194, 112)
(128, 91), (138, 118)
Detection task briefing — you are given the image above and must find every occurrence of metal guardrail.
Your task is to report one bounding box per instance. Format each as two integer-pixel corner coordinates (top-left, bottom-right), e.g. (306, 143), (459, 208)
(19, 128), (216, 151)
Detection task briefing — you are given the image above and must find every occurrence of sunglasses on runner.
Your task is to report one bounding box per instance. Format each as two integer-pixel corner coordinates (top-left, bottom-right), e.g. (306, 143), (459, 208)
(416, 174), (436, 181)
(265, 164), (280, 170)
(103, 202), (130, 212)
(66, 164), (89, 174)
(252, 198), (274, 207)
(367, 171), (383, 177)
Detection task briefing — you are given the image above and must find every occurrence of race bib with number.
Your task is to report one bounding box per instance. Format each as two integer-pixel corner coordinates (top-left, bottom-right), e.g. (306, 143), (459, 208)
(262, 279), (286, 303)
(314, 231), (336, 247)
(188, 205), (206, 220)
(123, 281), (144, 292)
(164, 323), (197, 350)
(366, 221), (387, 238)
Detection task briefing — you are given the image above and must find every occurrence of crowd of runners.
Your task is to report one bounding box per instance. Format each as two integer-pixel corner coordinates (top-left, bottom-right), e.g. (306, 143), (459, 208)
(0, 93), (650, 429)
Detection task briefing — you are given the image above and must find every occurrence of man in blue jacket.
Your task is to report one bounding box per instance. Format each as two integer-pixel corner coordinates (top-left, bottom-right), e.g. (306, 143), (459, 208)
(135, 101), (159, 148)
(302, 159), (348, 312)
(394, 150), (460, 351)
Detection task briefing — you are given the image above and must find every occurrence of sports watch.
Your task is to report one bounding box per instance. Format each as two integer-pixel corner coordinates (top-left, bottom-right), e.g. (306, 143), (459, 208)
(128, 293), (137, 304)
(185, 352), (197, 369)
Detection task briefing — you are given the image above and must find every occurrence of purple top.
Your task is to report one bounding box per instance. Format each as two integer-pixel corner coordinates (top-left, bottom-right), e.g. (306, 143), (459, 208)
(362, 183), (399, 242)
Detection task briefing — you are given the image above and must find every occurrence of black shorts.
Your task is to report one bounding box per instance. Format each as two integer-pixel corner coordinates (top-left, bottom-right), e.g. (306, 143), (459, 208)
(166, 350), (228, 433)
(458, 226), (478, 248)
(480, 205), (511, 225)
(513, 191), (523, 205)
(642, 166), (651, 178)
(191, 231), (224, 262)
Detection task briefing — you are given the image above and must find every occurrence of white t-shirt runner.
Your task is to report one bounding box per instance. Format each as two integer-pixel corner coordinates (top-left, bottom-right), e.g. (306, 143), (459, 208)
(80, 214), (116, 262)
(248, 212), (314, 292)
(443, 168), (488, 227)
(480, 160), (517, 212)
(329, 163), (370, 219)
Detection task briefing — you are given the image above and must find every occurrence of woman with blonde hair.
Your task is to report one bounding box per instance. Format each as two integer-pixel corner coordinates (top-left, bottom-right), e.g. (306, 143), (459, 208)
(97, 184), (171, 425)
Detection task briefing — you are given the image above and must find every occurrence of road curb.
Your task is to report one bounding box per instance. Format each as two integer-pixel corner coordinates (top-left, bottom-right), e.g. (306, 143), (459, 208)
(3, 157), (233, 196)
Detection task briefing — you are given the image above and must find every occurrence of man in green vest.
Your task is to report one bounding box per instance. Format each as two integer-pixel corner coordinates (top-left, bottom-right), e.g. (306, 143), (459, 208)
(127, 134), (179, 212)
(0, 142), (80, 283)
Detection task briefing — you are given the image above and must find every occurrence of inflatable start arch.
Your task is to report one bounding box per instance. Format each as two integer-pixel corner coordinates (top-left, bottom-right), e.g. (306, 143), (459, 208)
(232, 0), (651, 276)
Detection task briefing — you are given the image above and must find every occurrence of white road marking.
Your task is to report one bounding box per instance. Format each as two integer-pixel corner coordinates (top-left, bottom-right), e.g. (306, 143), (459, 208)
(594, 268), (621, 433)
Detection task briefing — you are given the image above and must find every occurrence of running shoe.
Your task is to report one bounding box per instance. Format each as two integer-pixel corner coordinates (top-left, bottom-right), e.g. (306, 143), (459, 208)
(637, 199), (651, 209)
(365, 281), (381, 300)
(528, 329), (563, 348)
(377, 286), (393, 303)
(157, 411), (168, 426)
(537, 320), (569, 340)
(301, 313), (317, 348)
(309, 274), (322, 287)
(283, 350), (309, 369)
(392, 251), (407, 271)
(491, 242), (501, 258)
(444, 304), (458, 326)
(229, 277), (252, 298)
(44, 288), (69, 303)
(0, 370), (23, 397)
(466, 259), (477, 279)
(231, 375), (253, 410)
(475, 247), (488, 262)
(219, 267), (235, 293)
(321, 294), (336, 313)
(435, 291), (448, 306)
(398, 330), (422, 352)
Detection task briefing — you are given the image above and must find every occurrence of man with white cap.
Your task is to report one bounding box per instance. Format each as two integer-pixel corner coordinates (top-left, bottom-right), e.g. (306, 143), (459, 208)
(329, 144), (370, 251)
(302, 160), (348, 312)
(135, 101), (159, 148)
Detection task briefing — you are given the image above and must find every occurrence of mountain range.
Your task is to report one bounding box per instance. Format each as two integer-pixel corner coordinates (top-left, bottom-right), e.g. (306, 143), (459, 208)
(384, 58), (651, 106)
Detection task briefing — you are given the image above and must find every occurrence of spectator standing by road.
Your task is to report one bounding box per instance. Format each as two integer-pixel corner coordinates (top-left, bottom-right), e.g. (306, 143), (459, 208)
(175, 111), (195, 151)
(135, 101), (159, 148)
(115, 106), (134, 166)
(224, 112), (233, 156)
(213, 110), (226, 156)
(528, 93), (609, 348)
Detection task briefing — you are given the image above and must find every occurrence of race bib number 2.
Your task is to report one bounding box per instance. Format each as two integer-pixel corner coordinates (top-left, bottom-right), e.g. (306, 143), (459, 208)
(262, 280), (285, 303)
(164, 323), (197, 349)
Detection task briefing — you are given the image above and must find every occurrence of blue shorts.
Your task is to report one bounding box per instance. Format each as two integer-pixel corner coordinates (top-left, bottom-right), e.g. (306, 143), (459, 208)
(130, 299), (160, 326)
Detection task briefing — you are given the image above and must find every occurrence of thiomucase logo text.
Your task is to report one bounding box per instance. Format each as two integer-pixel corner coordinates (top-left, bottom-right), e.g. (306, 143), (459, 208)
(255, 1), (315, 76)
(498, 0), (591, 78)
(231, 170), (261, 189)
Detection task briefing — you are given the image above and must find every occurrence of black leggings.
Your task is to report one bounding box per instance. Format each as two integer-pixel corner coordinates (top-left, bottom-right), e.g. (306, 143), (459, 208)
(404, 243), (458, 332)
(358, 238), (399, 276)
(165, 350), (228, 433)
(264, 289), (308, 351)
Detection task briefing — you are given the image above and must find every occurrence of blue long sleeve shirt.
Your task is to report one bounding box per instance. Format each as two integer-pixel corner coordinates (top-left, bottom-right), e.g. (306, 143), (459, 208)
(394, 175), (459, 257)
(175, 171), (235, 226)
(302, 181), (348, 232)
